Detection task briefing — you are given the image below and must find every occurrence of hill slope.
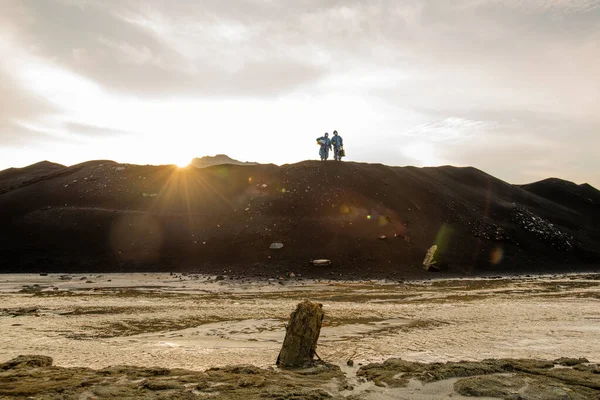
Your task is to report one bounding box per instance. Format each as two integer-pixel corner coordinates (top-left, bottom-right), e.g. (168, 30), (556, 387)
(0, 160), (598, 277)
(0, 161), (66, 193)
(190, 154), (258, 168)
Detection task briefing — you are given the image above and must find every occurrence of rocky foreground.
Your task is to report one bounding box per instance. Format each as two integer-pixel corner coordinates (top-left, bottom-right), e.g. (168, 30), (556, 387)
(1, 355), (599, 399)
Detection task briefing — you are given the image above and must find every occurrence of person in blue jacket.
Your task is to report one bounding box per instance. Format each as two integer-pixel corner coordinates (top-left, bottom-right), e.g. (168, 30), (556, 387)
(330, 130), (344, 161)
(316, 132), (331, 161)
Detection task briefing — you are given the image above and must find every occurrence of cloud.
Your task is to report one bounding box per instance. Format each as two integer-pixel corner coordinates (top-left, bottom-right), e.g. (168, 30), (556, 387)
(0, 0), (599, 186)
(64, 122), (134, 138)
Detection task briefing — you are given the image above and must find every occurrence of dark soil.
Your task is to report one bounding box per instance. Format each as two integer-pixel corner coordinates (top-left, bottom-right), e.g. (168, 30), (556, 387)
(1, 160), (599, 278)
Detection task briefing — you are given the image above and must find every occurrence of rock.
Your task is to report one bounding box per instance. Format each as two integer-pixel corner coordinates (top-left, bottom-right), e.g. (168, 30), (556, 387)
(347, 360), (354, 367)
(378, 235), (387, 240)
(215, 275), (225, 281)
(0, 355), (53, 370)
(19, 286), (42, 293)
(277, 301), (324, 368)
(554, 357), (589, 366)
(422, 245), (439, 271)
(39, 273), (48, 276)
(270, 242), (284, 249)
(141, 379), (184, 391)
(312, 259), (332, 267)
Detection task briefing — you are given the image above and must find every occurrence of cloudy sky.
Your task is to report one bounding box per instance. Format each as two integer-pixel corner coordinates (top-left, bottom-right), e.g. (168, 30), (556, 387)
(0, 0), (599, 186)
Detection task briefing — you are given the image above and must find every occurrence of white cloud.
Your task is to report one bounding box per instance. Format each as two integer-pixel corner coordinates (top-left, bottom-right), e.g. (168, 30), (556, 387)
(0, 0), (599, 187)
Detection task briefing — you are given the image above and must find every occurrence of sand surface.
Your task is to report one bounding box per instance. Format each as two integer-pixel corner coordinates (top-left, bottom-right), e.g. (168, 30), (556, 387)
(1, 272), (599, 373)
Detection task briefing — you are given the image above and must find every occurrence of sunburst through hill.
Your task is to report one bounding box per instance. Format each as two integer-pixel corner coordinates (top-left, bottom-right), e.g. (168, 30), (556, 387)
(0, 159), (598, 277)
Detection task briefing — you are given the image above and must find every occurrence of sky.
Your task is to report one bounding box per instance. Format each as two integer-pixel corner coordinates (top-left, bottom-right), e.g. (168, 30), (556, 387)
(0, 0), (599, 186)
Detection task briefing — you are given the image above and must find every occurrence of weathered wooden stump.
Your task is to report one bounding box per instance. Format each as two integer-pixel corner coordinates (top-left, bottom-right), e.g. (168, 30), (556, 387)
(276, 300), (324, 368)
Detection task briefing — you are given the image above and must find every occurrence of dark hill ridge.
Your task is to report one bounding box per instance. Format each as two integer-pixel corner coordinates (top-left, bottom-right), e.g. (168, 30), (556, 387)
(519, 178), (600, 213)
(0, 161), (66, 193)
(0, 160), (598, 277)
(190, 154), (258, 168)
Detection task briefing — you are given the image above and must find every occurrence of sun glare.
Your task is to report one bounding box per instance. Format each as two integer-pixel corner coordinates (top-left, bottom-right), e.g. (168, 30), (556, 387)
(176, 159), (190, 168)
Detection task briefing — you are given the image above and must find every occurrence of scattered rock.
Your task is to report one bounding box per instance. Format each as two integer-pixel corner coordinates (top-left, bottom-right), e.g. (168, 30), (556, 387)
(512, 205), (575, 251)
(0, 355), (53, 370)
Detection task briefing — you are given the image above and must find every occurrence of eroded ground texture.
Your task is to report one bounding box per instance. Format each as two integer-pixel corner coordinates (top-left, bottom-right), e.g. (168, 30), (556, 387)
(1, 272), (599, 399)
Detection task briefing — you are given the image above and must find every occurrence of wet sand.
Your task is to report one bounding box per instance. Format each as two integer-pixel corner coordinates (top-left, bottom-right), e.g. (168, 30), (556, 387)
(1, 272), (598, 372)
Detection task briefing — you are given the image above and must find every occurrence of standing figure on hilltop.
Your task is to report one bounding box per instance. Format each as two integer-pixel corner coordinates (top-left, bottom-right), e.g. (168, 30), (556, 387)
(316, 132), (332, 161)
(331, 130), (344, 161)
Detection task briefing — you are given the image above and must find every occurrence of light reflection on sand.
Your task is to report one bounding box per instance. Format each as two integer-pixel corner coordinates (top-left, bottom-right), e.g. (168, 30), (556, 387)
(0, 272), (598, 371)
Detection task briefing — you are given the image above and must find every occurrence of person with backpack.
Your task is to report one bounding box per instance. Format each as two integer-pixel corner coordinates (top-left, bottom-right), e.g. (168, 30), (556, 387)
(316, 132), (332, 161)
(331, 130), (344, 161)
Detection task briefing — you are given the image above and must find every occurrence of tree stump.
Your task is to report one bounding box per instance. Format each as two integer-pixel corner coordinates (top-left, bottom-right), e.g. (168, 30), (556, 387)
(276, 301), (324, 368)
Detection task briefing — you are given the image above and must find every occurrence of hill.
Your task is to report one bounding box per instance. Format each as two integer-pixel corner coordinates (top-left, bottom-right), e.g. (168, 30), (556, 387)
(519, 178), (600, 213)
(0, 161), (66, 193)
(0, 160), (598, 278)
(190, 154), (258, 168)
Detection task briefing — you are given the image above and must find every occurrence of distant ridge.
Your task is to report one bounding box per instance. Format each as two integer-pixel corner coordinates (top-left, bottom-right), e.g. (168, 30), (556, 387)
(190, 154), (258, 168)
(0, 161), (66, 193)
(519, 178), (600, 211)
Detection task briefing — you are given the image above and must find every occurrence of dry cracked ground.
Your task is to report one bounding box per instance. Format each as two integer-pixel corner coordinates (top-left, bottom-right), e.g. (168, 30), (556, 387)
(1, 273), (599, 399)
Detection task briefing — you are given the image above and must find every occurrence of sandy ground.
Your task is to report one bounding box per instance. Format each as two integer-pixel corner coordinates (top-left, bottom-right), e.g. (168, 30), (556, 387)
(1, 272), (599, 374)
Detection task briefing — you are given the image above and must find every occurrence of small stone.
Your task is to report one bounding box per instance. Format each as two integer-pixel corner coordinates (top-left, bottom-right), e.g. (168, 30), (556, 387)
(269, 242), (284, 249)
(347, 359), (354, 367)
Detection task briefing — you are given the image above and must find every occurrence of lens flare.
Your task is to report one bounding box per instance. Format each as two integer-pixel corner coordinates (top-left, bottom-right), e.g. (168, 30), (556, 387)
(490, 247), (504, 265)
(378, 216), (388, 226)
(339, 204), (350, 214)
(366, 214), (372, 220)
(434, 223), (454, 254)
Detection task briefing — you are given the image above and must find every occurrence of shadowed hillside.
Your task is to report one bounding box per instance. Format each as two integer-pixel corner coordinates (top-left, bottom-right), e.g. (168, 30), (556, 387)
(0, 161), (66, 194)
(0, 160), (598, 278)
(190, 154), (258, 168)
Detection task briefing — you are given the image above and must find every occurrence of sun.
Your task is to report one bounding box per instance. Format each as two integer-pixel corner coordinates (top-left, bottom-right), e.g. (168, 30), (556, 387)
(176, 159), (191, 168)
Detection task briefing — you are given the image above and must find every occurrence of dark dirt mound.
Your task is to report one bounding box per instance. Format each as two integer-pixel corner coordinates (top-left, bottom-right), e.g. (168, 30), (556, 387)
(0, 161), (66, 194)
(0, 160), (599, 277)
(520, 178), (600, 213)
